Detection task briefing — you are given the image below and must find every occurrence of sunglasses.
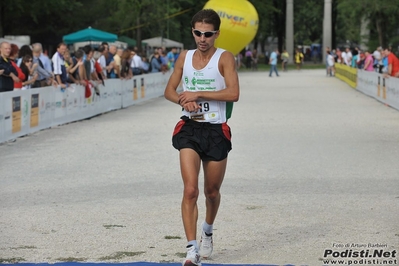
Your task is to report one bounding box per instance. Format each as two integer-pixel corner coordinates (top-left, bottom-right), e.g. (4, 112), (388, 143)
(193, 29), (218, 38)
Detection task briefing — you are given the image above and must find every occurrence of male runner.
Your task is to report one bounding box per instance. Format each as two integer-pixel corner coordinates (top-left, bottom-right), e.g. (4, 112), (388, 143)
(164, 9), (240, 266)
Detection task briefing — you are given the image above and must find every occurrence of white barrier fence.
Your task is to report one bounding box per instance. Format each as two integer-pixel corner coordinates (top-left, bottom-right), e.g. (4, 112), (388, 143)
(356, 70), (399, 111)
(0, 72), (171, 144)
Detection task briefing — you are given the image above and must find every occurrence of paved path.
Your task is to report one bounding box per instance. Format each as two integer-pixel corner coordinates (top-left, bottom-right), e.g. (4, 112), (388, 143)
(0, 70), (398, 266)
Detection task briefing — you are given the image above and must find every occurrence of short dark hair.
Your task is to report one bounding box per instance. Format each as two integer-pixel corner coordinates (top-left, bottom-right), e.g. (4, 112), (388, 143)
(191, 9), (221, 31)
(98, 45), (105, 53)
(75, 49), (84, 59)
(83, 45), (92, 55)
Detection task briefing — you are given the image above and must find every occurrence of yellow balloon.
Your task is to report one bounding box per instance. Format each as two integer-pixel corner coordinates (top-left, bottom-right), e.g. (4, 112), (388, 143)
(204, 0), (259, 55)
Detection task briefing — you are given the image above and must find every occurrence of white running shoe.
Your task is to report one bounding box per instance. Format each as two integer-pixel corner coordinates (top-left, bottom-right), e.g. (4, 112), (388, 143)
(182, 245), (201, 266)
(199, 230), (213, 259)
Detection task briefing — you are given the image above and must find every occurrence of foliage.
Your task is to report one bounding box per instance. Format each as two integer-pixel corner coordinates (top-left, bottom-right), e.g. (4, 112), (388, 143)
(336, 0), (399, 49)
(293, 0), (324, 45)
(1, 0), (398, 54)
(0, 0), (83, 41)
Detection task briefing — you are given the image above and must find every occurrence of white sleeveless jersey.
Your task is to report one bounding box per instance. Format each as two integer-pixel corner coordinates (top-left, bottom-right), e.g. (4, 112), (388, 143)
(181, 48), (233, 124)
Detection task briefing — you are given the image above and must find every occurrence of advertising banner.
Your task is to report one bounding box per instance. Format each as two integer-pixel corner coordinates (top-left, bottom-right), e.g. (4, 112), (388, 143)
(357, 70), (399, 111)
(1, 72), (172, 143)
(335, 64), (357, 88)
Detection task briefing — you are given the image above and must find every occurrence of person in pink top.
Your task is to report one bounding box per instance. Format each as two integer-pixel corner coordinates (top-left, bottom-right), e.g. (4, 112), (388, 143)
(363, 51), (374, 71)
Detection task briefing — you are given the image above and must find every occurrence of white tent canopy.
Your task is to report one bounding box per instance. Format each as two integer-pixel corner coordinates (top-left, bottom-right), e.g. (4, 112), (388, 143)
(0, 38), (26, 48)
(142, 36), (183, 49)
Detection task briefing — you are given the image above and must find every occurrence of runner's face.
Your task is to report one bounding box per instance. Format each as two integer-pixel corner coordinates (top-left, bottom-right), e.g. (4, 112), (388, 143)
(192, 22), (219, 52)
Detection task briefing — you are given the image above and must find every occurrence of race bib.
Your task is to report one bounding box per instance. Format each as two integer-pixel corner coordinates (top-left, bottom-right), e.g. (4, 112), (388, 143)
(189, 101), (219, 122)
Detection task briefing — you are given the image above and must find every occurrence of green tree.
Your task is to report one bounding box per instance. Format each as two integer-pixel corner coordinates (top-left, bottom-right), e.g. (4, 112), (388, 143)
(293, 0), (324, 45)
(0, 0), (83, 43)
(336, 0), (399, 49)
(249, 0), (277, 54)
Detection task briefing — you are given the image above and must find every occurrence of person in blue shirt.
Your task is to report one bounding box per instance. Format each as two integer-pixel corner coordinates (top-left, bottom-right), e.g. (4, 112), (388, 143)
(167, 47), (177, 68)
(150, 52), (161, 73)
(269, 48), (279, 77)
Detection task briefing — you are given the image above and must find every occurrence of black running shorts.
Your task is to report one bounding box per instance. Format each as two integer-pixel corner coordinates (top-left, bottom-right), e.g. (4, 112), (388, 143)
(172, 116), (232, 161)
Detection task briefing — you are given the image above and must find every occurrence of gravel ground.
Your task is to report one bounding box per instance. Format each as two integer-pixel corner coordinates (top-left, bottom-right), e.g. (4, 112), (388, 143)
(0, 70), (398, 266)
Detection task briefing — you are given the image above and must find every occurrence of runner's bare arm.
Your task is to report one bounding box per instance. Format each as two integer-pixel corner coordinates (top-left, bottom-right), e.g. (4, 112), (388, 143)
(178, 51), (239, 105)
(164, 50), (187, 105)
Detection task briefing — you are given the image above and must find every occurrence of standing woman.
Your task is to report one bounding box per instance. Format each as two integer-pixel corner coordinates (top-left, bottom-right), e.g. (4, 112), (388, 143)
(17, 45), (33, 67)
(20, 55), (38, 90)
(9, 44), (25, 90)
(363, 51), (374, 72)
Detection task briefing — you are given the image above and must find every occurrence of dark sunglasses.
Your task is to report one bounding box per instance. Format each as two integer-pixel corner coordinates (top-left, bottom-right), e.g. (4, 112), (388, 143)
(193, 29), (218, 38)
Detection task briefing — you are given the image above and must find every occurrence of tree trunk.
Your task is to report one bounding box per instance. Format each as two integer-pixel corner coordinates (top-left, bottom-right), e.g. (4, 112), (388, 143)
(375, 16), (383, 47)
(136, 17), (142, 52)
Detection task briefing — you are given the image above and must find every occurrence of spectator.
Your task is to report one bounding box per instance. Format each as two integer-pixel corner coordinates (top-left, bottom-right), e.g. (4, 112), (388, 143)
(52, 42), (68, 88)
(294, 48), (304, 70)
(67, 49), (85, 85)
(32, 43), (52, 73)
(82, 46), (101, 96)
(63, 49), (74, 82)
(32, 44), (55, 88)
(332, 49), (338, 63)
(245, 49), (252, 69)
(140, 56), (150, 74)
(92, 51), (105, 88)
(17, 45), (33, 67)
(264, 50), (269, 64)
(130, 50), (143, 75)
(20, 55), (38, 90)
(160, 50), (169, 72)
(97, 45), (108, 78)
(83, 45), (94, 80)
(174, 48), (180, 65)
(311, 47), (319, 63)
(150, 52), (162, 73)
(351, 48), (359, 68)
(381, 50), (388, 74)
(327, 51), (335, 76)
(343, 47), (352, 66)
(9, 44), (25, 90)
(325, 46), (331, 74)
(269, 48), (279, 77)
(251, 49), (258, 71)
(281, 49), (289, 71)
(383, 48), (399, 78)
(341, 48), (347, 65)
(167, 47), (177, 68)
(107, 45), (117, 78)
(372, 46), (383, 73)
(336, 48), (342, 63)
(157, 47), (165, 59)
(0, 42), (19, 92)
(113, 47), (123, 78)
(119, 49), (132, 79)
(357, 51), (365, 69)
(363, 50), (374, 71)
